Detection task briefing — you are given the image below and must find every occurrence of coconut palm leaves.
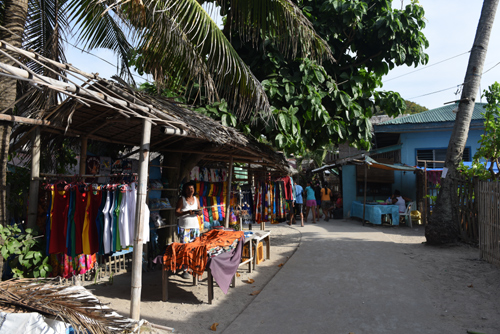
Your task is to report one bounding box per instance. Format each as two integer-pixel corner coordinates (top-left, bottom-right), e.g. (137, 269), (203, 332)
(74, 0), (334, 119)
(67, 0), (132, 81)
(20, 0), (69, 110)
(222, 0), (334, 63)
(2, 0), (333, 118)
(0, 278), (134, 334)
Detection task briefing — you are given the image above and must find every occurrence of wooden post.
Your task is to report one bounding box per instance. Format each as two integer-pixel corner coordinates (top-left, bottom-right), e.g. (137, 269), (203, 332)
(362, 163), (367, 226)
(79, 137), (88, 176)
(224, 156), (234, 228)
(130, 119), (151, 320)
(424, 161), (427, 226)
(27, 128), (40, 229)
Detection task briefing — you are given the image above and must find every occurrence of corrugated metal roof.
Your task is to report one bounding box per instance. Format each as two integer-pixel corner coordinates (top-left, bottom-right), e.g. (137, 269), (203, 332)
(378, 103), (487, 125)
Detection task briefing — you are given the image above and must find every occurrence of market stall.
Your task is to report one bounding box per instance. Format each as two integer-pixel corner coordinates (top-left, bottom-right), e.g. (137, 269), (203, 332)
(0, 41), (291, 319)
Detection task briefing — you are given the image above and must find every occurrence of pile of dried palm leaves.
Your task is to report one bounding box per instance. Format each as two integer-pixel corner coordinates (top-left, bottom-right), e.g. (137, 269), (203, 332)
(0, 278), (136, 333)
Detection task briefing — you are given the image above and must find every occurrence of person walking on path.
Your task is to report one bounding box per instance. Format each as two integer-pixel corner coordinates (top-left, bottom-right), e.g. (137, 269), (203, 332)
(304, 181), (317, 223)
(289, 181), (304, 227)
(320, 182), (332, 221)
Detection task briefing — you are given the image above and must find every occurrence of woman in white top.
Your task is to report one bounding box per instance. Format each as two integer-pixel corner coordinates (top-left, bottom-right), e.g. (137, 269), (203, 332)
(176, 181), (201, 241)
(175, 181), (201, 279)
(391, 189), (412, 213)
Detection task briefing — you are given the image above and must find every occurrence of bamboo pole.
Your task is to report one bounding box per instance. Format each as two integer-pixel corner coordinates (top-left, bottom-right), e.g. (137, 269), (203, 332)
(362, 163), (367, 226)
(27, 128), (40, 229)
(79, 137), (88, 176)
(130, 119), (152, 320)
(224, 156), (234, 228)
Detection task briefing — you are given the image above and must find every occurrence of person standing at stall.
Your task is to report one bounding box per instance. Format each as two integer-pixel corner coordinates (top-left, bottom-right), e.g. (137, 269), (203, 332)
(304, 181), (317, 224)
(175, 181), (201, 279)
(320, 182), (332, 222)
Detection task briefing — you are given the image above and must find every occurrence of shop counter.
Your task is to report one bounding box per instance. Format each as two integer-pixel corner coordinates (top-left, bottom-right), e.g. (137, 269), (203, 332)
(350, 201), (399, 225)
(162, 236), (253, 304)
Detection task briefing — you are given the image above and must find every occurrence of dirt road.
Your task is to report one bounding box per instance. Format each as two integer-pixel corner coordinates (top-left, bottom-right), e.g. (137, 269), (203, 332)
(90, 219), (500, 333)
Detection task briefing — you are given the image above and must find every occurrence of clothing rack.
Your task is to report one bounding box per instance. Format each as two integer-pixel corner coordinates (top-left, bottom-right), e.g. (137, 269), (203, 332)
(35, 172), (138, 180)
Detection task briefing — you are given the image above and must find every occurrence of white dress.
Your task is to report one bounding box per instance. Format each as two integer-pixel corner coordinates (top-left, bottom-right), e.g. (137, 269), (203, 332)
(178, 197), (200, 229)
(119, 188), (130, 248)
(127, 182), (137, 244)
(102, 191), (112, 254)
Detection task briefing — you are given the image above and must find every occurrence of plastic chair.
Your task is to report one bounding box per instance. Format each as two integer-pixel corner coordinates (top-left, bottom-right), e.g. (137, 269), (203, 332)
(400, 202), (414, 228)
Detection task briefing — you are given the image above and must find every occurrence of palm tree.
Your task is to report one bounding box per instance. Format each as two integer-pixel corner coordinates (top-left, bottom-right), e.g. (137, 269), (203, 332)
(0, 0), (333, 224)
(425, 0), (499, 244)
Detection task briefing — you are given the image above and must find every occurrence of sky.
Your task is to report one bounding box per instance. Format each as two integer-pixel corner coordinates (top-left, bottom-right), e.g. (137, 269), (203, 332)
(382, 0), (500, 110)
(64, 0), (500, 111)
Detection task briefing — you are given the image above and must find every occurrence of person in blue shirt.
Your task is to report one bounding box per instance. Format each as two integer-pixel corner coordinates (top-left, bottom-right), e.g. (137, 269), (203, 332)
(304, 181), (317, 224)
(289, 180), (304, 226)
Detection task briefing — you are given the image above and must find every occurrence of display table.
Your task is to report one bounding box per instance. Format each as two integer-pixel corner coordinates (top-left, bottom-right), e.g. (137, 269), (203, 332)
(161, 236), (253, 304)
(351, 201), (399, 225)
(246, 230), (271, 268)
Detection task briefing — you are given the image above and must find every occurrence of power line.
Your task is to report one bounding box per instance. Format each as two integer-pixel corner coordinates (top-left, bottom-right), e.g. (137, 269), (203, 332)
(482, 61), (500, 75)
(0, 23), (152, 85)
(62, 37), (153, 84)
(384, 50), (471, 83)
(408, 85), (462, 100)
(405, 59), (500, 101)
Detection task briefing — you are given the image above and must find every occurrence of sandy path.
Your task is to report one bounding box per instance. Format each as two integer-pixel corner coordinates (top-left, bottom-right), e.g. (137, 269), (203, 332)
(89, 219), (500, 334)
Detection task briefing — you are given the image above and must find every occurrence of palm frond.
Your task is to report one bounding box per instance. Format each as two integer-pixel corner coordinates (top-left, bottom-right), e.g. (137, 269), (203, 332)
(67, 0), (133, 83)
(21, 0), (70, 109)
(122, 0), (270, 119)
(223, 0), (334, 63)
(0, 278), (135, 334)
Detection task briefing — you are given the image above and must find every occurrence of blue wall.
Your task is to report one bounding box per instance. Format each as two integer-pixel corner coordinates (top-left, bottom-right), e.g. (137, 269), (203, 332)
(342, 165), (357, 218)
(395, 129), (483, 200)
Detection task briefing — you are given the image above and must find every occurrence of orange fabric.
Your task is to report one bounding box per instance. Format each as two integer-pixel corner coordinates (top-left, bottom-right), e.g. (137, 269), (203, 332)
(163, 230), (244, 276)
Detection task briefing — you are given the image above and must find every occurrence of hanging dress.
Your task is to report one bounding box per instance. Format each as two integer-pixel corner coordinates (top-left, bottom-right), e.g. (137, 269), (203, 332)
(102, 190), (112, 254)
(127, 182), (137, 246)
(119, 187), (130, 248)
(82, 188), (93, 255)
(88, 189), (102, 254)
(49, 186), (69, 254)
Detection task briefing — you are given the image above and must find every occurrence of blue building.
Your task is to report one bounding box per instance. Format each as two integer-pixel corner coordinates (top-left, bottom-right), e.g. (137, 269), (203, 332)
(373, 102), (486, 200)
(333, 103), (487, 218)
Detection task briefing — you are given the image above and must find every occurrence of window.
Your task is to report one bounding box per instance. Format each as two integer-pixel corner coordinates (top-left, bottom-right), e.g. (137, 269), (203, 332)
(416, 148), (471, 168)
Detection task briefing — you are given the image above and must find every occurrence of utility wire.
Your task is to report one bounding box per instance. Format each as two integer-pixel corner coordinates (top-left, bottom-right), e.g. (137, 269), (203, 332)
(482, 61), (500, 75)
(384, 50), (471, 83)
(408, 85), (462, 100)
(406, 58), (500, 100)
(62, 37), (153, 84)
(0, 24), (153, 85)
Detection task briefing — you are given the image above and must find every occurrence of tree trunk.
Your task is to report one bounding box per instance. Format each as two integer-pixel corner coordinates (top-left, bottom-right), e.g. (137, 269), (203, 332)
(425, 0), (499, 245)
(0, 0), (29, 226)
(0, 0), (29, 279)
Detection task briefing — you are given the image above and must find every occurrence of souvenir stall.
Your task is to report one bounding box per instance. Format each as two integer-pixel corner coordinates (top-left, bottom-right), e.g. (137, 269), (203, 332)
(1, 43), (291, 319)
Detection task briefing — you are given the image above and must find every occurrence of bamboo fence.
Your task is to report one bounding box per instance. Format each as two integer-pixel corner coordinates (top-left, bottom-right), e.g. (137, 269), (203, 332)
(478, 181), (500, 268)
(454, 175), (479, 243)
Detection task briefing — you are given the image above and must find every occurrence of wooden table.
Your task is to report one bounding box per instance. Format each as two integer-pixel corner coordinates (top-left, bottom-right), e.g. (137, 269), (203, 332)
(248, 230), (271, 268)
(161, 236), (253, 304)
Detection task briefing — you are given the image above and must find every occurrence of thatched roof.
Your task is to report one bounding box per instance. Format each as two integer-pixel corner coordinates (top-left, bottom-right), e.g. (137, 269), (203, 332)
(0, 40), (290, 173)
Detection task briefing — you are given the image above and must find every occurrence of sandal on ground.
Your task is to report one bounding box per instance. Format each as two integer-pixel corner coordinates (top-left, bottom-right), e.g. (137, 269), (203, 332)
(181, 271), (191, 279)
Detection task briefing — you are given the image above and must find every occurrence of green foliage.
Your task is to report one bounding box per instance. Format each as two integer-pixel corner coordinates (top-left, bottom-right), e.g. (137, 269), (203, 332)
(5, 165), (30, 222)
(0, 224), (52, 278)
(138, 82), (240, 129)
(405, 100), (428, 114)
(227, 0), (429, 155)
(458, 82), (500, 180)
